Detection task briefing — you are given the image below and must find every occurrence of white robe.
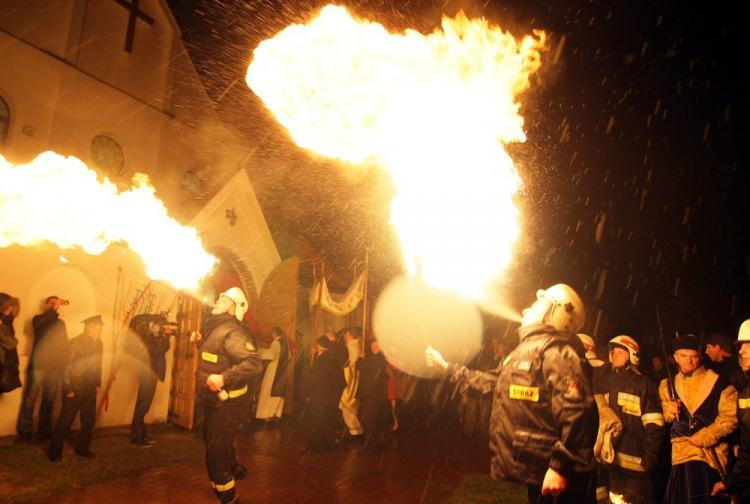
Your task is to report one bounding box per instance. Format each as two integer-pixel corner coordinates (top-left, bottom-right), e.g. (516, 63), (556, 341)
(255, 338), (284, 419)
(339, 339), (363, 435)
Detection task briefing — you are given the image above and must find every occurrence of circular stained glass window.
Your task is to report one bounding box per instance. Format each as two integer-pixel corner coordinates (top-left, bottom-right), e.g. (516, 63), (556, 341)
(90, 134), (125, 175)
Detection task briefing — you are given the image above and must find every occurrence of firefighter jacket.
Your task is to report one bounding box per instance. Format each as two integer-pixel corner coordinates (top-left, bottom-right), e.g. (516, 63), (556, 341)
(448, 324), (598, 486)
(197, 313), (263, 403)
(594, 365), (664, 475)
(658, 366), (738, 472)
(62, 333), (102, 395)
(724, 372), (750, 497)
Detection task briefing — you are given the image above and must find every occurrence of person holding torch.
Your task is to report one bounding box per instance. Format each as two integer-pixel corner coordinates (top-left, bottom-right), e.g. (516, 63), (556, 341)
(426, 284), (598, 503)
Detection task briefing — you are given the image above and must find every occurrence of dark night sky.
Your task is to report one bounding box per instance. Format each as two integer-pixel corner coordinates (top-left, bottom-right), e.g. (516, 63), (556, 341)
(166, 0), (749, 355)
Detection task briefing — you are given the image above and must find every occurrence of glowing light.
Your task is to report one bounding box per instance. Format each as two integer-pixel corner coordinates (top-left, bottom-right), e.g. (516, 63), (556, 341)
(0, 151), (216, 290)
(372, 275), (482, 377)
(247, 5), (545, 300)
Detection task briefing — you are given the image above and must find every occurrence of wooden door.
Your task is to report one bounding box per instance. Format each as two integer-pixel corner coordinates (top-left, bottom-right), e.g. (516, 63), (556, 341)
(168, 294), (202, 429)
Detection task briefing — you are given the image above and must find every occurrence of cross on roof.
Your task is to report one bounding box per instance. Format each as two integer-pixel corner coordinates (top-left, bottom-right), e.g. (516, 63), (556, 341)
(113, 0), (154, 53)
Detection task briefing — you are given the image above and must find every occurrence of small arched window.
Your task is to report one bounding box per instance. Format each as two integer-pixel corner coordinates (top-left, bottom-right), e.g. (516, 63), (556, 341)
(0, 95), (9, 150)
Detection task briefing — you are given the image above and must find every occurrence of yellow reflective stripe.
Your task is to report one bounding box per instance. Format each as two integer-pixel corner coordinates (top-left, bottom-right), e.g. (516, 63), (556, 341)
(614, 452), (644, 472)
(201, 352), (218, 363)
(642, 412), (665, 426)
(739, 398), (750, 409)
(213, 479), (235, 492)
(509, 384), (539, 402)
(617, 392), (642, 416)
(227, 385), (248, 399)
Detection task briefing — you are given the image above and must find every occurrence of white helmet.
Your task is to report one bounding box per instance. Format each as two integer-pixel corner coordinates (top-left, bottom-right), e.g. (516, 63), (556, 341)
(577, 333), (604, 367)
(739, 319), (750, 343)
(538, 284), (585, 335)
(219, 287), (248, 322)
(608, 335), (640, 367)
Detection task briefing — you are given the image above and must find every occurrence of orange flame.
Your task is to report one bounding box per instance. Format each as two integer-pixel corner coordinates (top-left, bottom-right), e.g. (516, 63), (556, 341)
(247, 5), (545, 299)
(0, 151), (216, 290)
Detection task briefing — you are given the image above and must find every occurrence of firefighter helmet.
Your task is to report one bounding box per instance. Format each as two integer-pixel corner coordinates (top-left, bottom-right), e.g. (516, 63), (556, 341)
(537, 284), (585, 335)
(739, 319), (750, 343)
(608, 335), (640, 367)
(219, 287), (249, 322)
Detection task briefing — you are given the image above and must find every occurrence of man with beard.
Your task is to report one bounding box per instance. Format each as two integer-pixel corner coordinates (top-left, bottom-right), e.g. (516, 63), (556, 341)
(426, 284), (597, 503)
(193, 287), (263, 504)
(659, 333), (737, 503)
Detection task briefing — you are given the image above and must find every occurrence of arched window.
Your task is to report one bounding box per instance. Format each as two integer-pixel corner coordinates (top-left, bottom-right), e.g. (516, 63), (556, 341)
(0, 95), (9, 149)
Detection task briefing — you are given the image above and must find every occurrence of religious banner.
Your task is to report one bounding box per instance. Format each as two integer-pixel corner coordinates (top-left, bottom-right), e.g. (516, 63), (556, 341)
(309, 272), (365, 316)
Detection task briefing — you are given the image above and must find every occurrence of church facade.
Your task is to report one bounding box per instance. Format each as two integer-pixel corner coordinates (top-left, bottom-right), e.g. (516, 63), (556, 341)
(0, 0), (284, 435)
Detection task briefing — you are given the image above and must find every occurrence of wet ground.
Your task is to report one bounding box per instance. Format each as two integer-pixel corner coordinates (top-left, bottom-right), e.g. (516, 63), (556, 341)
(1, 416), (524, 503)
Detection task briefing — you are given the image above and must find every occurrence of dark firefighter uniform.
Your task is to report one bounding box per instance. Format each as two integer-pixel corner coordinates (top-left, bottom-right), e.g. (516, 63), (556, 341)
(722, 372), (750, 501)
(594, 365), (665, 503)
(449, 324), (598, 503)
(197, 313), (263, 503)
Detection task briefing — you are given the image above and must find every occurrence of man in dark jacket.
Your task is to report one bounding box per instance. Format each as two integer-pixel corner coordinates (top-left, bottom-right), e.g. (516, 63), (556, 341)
(48, 315), (104, 462)
(427, 284), (598, 503)
(0, 292), (21, 396)
(594, 335), (664, 503)
(712, 319), (750, 501)
(356, 339), (390, 454)
(304, 335), (346, 453)
(194, 287), (263, 504)
(127, 313), (172, 446)
(17, 295), (69, 441)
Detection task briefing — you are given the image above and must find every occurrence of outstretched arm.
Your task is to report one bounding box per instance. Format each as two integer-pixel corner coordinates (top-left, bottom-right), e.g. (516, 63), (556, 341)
(425, 346), (499, 395)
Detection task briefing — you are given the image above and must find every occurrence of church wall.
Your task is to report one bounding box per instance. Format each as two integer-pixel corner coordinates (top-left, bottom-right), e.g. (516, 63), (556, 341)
(76, 0), (174, 110)
(0, 32), (63, 162)
(0, 0), (78, 58)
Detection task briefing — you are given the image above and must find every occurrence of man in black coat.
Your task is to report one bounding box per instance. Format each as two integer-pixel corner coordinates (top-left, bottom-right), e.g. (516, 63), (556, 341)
(0, 292), (21, 396)
(356, 339), (390, 454)
(17, 295), (69, 441)
(48, 315), (104, 462)
(304, 335), (346, 452)
(126, 313), (172, 446)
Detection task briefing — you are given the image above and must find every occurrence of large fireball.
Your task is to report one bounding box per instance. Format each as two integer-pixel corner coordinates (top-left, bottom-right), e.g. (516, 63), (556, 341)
(0, 152), (216, 290)
(247, 5), (545, 300)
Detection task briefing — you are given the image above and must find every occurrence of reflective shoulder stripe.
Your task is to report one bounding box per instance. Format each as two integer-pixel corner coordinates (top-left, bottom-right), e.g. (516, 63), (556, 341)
(739, 398), (750, 409)
(213, 479), (235, 492)
(614, 452), (645, 472)
(227, 385), (248, 399)
(617, 392), (641, 404)
(642, 412), (665, 426)
(201, 351), (218, 363)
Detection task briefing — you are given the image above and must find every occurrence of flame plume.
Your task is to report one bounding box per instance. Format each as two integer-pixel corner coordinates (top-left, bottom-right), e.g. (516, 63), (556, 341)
(247, 5), (545, 299)
(0, 151), (216, 290)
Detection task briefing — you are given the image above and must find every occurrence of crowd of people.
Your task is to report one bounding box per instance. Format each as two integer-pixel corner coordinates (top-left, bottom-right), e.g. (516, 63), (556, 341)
(427, 284), (750, 504)
(0, 292), (174, 461)
(4, 285), (750, 504)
